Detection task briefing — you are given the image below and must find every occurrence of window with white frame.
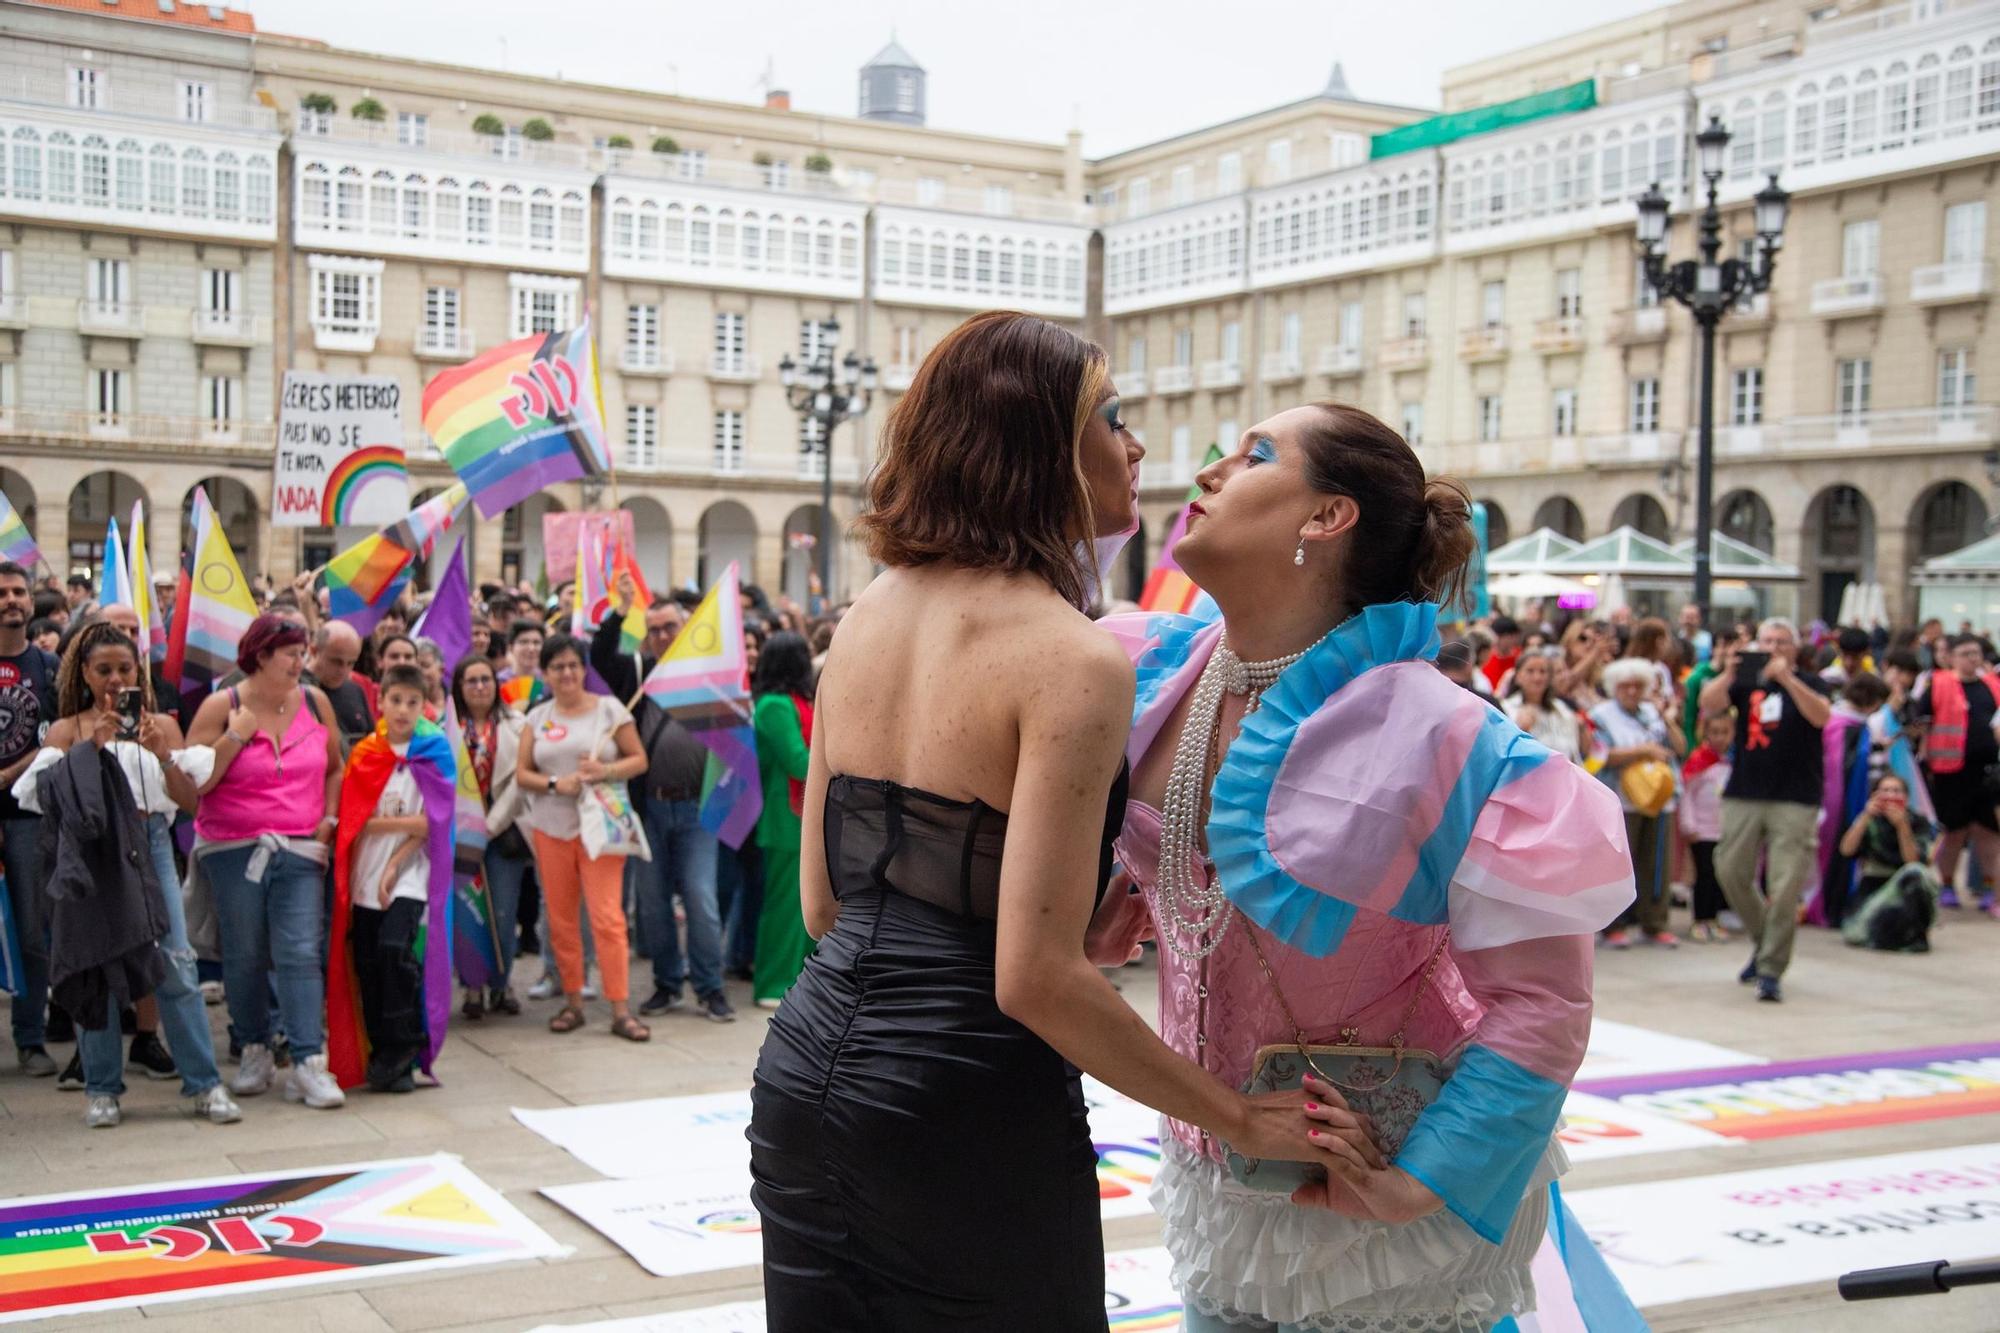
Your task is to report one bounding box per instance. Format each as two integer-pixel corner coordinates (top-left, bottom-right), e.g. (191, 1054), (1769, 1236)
(0, 363), (14, 415)
(1220, 320), (1241, 368)
(677, 149), (707, 180)
(1338, 300), (1363, 351)
(799, 318), (837, 364)
(626, 303), (661, 365)
(508, 274), (577, 338)
(762, 158), (791, 190)
(69, 67), (103, 110)
(1217, 418), (1238, 452)
(0, 251), (13, 301)
(424, 286), (460, 348)
(397, 112), (429, 147)
(1731, 367), (1764, 425)
(202, 374), (239, 427)
(625, 404), (658, 468)
(1264, 138), (1292, 183)
(1552, 387), (1577, 437)
(1842, 219), (1880, 277)
(1628, 377), (1660, 433)
(1634, 257), (1659, 308)
(1478, 395), (1502, 442)
(915, 176), (943, 207)
(89, 367), (125, 419)
(799, 416), (827, 478)
(1127, 177), (1151, 218)
(299, 102), (331, 136)
(1837, 357), (1872, 420)
(86, 257), (128, 309)
(1400, 401), (1424, 445)
(895, 72), (917, 113)
(180, 81), (210, 123)
(1280, 311), (1301, 363)
(713, 311), (747, 372)
(892, 325), (917, 370)
(712, 409), (745, 473)
(983, 184), (1013, 215)
(1481, 280), (1505, 330)
(1938, 348), (1976, 416)
(309, 256), (383, 339)
(1216, 152), (1242, 194)
(1945, 200), (1986, 264)
(1556, 268), (1582, 317)
(1171, 423), (1192, 473)
(1173, 327), (1193, 367)
(1126, 335), (1146, 378)
(203, 267), (237, 316)
(1402, 292), (1426, 338)
(1171, 165), (1195, 207)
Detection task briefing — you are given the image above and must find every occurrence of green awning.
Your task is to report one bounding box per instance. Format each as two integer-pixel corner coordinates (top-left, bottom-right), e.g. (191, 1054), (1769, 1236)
(1370, 79), (1597, 159)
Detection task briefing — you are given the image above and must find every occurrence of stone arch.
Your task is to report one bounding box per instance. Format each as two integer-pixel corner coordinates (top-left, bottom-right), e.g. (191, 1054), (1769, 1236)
(779, 503), (829, 606)
(1610, 492), (1670, 542)
(1532, 495), (1585, 541)
(699, 500), (759, 591)
(620, 495), (672, 591)
(180, 476), (261, 581)
(1475, 499), (1510, 551)
(1717, 487), (1775, 553)
(1909, 480), (1987, 563)
(0, 469), (39, 570)
(1804, 484), (1876, 623)
(69, 471), (149, 585)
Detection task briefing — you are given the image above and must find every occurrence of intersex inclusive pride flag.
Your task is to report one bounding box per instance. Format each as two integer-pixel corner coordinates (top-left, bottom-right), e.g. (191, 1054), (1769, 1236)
(641, 562), (762, 849)
(178, 485), (258, 702)
(323, 482), (469, 637)
(1139, 444), (1223, 616)
(423, 318), (612, 520)
(0, 487), (41, 570)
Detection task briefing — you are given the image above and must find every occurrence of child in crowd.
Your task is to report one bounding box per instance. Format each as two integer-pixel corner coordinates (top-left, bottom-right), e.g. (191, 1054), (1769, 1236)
(1680, 711), (1735, 943)
(329, 664), (457, 1093)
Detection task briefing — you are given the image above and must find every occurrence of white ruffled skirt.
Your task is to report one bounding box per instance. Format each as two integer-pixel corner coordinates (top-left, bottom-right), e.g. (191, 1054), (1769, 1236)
(1153, 1135), (1566, 1332)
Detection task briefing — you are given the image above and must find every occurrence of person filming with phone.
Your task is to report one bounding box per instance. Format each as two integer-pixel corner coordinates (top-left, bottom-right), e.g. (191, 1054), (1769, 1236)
(1698, 617), (1833, 1003)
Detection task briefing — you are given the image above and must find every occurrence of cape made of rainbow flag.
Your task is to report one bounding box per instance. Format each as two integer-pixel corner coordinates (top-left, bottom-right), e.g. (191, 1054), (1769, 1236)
(323, 482), (468, 637)
(178, 486), (258, 702)
(1138, 444), (1222, 617)
(0, 487), (42, 571)
(423, 319), (611, 521)
(641, 561), (762, 849)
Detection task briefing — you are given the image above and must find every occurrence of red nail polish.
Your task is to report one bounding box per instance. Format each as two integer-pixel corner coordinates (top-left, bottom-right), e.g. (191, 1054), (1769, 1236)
(1308, 1129), (1320, 1139)
(1305, 1102), (1319, 1112)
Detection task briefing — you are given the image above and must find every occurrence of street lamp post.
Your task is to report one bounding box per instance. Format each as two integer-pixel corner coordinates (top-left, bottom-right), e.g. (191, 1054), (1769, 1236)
(1634, 113), (1790, 626)
(778, 320), (876, 608)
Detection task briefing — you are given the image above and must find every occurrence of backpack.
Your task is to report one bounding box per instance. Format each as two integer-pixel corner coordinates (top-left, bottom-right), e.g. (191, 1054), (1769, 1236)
(1841, 864), (1938, 954)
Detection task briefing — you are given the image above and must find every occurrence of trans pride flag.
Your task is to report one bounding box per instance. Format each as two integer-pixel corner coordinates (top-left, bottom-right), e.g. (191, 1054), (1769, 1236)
(98, 518), (130, 612)
(323, 483), (468, 636)
(178, 485), (257, 702)
(0, 488), (41, 570)
(423, 319), (611, 520)
(641, 562), (762, 849)
(1138, 444), (1222, 616)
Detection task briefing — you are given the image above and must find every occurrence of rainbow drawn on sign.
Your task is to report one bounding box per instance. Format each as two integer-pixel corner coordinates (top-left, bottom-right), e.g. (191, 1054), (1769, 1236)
(1094, 1139), (1162, 1201)
(694, 1210), (761, 1235)
(320, 446), (410, 526)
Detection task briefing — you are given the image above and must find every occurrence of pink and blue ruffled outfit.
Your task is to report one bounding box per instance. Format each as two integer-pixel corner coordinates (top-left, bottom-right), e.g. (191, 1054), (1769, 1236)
(1104, 602), (1636, 1332)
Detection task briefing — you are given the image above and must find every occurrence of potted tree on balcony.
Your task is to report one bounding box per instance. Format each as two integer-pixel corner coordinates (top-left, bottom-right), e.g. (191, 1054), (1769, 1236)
(351, 96), (386, 122)
(804, 152), (833, 174)
(301, 92), (338, 116)
(651, 135), (679, 155)
(606, 133), (634, 149)
(472, 113), (506, 136)
(522, 118), (555, 142)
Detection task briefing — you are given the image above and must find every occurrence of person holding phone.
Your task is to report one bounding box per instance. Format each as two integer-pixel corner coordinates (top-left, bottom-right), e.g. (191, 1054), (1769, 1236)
(1836, 773), (1935, 911)
(1698, 618), (1833, 1003)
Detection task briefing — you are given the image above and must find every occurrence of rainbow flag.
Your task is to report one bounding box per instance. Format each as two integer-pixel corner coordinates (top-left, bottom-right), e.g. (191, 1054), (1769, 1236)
(498, 674), (545, 712)
(323, 482), (468, 636)
(0, 487), (41, 570)
(642, 562), (762, 849)
(609, 540), (650, 657)
(98, 517), (130, 611)
(128, 501), (165, 664)
(1139, 444), (1223, 616)
(180, 485), (258, 700)
(422, 319), (611, 520)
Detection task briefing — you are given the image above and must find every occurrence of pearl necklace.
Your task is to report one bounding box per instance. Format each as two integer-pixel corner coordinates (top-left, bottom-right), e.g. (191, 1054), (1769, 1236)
(1158, 634), (1314, 959)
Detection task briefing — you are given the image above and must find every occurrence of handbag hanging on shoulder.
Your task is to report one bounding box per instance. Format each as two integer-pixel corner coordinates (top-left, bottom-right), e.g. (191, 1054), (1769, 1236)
(574, 701), (652, 862)
(1224, 920), (1452, 1194)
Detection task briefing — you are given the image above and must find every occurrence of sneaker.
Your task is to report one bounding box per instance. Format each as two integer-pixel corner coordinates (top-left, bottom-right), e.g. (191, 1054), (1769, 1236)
(128, 1033), (178, 1081)
(755, 997), (782, 1010)
(1757, 975), (1783, 1003)
(230, 1043), (276, 1097)
(84, 1095), (120, 1129)
(581, 974), (601, 1001)
(17, 1046), (56, 1078)
(44, 1008), (75, 1045)
(283, 1053), (345, 1110)
(1604, 929), (1632, 950)
(639, 986), (684, 1017)
(56, 1051), (84, 1091)
(1739, 954), (1760, 984)
(199, 980), (223, 1006)
(698, 991), (737, 1023)
(527, 975), (558, 1001)
(186, 1084), (242, 1124)
(1645, 931), (1680, 949)
(1940, 887), (1963, 908)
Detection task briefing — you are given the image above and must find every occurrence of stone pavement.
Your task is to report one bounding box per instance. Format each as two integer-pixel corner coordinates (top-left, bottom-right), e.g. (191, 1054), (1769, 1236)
(3, 912), (1998, 1331)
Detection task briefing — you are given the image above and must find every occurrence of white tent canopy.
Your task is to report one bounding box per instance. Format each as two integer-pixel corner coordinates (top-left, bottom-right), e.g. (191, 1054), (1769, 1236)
(1487, 572), (1593, 601)
(1488, 527), (1582, 575)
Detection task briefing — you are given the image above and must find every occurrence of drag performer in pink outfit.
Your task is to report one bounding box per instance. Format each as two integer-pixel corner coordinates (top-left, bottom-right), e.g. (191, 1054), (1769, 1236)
(1102, 403), (1637, 1331)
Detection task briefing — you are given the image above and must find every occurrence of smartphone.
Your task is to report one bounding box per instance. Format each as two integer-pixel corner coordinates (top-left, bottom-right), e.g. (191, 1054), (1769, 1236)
(116, 686), (143, 739)
(1735, 651), (1771, 691)
(1880, 792), (1908, 813)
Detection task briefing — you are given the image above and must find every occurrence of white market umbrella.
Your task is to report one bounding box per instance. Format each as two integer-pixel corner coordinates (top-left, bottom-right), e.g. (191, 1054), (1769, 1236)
(1488, 572), (1593, 601)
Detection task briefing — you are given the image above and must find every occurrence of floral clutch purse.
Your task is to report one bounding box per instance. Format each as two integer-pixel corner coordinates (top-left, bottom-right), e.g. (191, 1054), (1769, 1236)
(1224, 924), (1453, 1194)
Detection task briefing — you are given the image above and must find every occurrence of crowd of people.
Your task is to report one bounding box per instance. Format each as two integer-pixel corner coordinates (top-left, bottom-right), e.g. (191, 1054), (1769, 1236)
(1434, 602), (1982, 1002)
(0, 557), (839, 1127)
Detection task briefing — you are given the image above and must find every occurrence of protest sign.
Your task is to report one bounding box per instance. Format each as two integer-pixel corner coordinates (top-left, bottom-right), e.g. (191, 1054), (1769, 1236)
(274, 371), (408, 528)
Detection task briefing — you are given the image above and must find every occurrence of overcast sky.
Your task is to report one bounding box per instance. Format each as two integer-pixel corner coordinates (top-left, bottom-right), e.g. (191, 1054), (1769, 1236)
(245, 0), (1664, 156)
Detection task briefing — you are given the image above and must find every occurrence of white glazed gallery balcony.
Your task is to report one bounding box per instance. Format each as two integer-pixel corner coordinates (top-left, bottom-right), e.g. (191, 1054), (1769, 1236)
(1911, 260), (1994, 306)
(1809, 272), (1884, 317)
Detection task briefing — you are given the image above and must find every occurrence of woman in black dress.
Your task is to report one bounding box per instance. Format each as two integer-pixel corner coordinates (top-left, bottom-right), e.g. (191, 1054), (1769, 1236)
(748, 312), (1361, 1330)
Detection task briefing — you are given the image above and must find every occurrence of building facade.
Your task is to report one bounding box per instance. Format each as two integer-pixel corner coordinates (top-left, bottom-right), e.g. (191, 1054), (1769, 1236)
(2, 0), (1998, 625)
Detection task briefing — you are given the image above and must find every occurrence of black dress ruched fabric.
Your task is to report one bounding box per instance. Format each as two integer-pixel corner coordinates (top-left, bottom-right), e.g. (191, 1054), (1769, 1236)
(750, 769), (1126, 1332)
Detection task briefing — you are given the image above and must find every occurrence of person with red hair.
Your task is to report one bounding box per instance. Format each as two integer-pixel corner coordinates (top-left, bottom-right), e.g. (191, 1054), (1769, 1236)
(187, 613), (347, 1109)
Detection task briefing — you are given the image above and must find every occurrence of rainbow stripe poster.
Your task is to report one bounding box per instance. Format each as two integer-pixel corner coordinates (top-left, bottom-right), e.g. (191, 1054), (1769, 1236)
(0, 1154), (560, 1323)
(274, 372), (409, 528)
(1574, 1040), (2000, 1141)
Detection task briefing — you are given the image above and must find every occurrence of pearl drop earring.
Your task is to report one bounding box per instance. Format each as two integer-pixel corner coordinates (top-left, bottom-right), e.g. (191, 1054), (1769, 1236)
(1294, 538), (1306, 567)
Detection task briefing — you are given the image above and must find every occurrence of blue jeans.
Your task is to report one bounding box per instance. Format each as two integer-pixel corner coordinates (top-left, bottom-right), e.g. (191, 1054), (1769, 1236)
(2, 815), (49, 1052)
(205, 840), (327, 1059)
(716, 840), (763, 973)
(636, 798), (722, 997)
(80, 816), (223, 1098)
(483, 842), (529, 983)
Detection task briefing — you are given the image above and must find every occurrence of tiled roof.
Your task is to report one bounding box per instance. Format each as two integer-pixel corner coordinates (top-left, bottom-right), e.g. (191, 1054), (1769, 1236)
(12, 0), (256, 34)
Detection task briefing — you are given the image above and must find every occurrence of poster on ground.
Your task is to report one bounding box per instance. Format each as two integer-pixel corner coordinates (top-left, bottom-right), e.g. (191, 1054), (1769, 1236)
(274, 371), (409, 528)
(0, 1153), (563, 1323)
(1557, 1091), (1738, 1163)
(1565, 1140), (2000, 1309)
(1575, 1019), (1763, 1081)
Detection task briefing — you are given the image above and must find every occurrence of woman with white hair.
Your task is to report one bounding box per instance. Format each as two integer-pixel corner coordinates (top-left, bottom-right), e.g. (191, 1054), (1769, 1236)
(1591, 656), (1686, 948)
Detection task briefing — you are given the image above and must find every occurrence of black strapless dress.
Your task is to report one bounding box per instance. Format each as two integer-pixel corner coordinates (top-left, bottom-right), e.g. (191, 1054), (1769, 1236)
(749, 767), (1128, 1331)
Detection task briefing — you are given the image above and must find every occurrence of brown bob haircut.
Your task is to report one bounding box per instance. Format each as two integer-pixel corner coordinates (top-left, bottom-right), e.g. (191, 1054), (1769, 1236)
(856, 310), (1109, 608)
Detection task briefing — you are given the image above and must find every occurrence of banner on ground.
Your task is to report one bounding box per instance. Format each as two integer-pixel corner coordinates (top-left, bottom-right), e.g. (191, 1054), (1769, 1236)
(274, 372), (408, 528)
(1556, 1091), (1739, 1163)
(1574, 1019), (1763, 1081)
(1565, 1140), (2000, 1309)
(1574, 1040), (2000, 1141)
(0, 1153), (562, 1323)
